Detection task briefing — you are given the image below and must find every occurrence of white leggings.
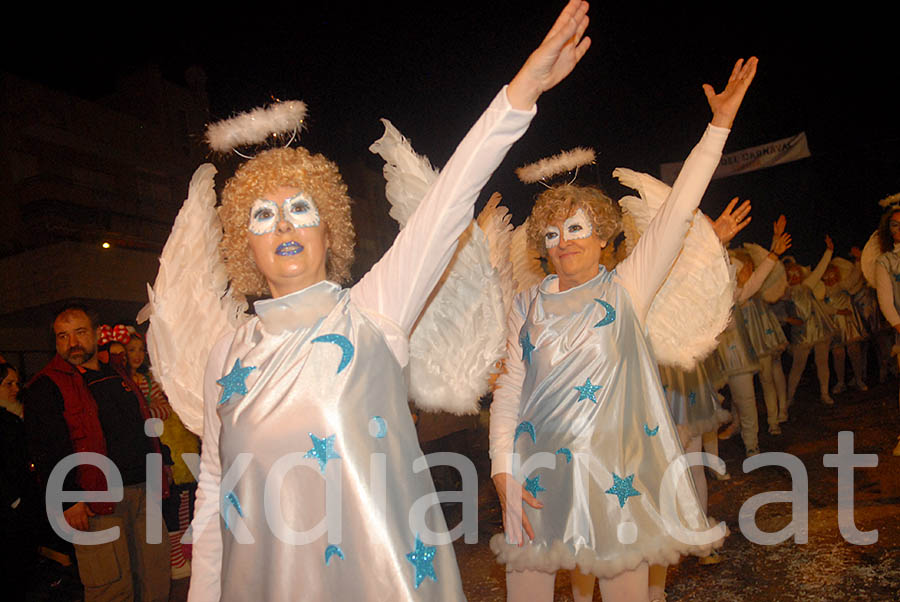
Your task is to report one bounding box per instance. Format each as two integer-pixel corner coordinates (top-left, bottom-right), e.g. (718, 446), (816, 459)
(832, 342), (865, 387)
(787, 341), (830, 402)
(727, 371), (759, 452)
(758, 353), (787, 425)
(506, 563), (649, 602)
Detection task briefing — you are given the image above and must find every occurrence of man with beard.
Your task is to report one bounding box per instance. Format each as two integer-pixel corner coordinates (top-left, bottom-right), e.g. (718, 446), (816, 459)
(24, 305), (170, 601)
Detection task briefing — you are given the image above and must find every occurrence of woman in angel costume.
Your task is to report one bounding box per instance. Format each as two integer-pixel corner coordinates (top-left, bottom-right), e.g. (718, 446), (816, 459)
(717, 223), (792, 457)
(866, 202), (900, 455)
(822, 259), (868, 395)
(489, 57), (758, 602)
(784, 235), (838, 406)
(144, 3), (591, 600)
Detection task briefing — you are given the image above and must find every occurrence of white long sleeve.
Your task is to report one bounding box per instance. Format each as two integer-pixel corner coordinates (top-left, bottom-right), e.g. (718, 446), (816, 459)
(489, 124), (730, 477)
(875, 262), (900, 327)
(187, 336), (230, 602)
(736, 255), (776, 304)
(351, 87), (535, 341)
(803, 247), (833, 289)
(615, 125), (730, 323)
(489, 292), (530, 476)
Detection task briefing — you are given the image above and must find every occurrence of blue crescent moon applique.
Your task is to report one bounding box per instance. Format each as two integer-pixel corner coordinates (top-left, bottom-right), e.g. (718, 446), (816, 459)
(556, 447), (573, 463)
(644, 424), (659, 436)
(514, 421), (536, 445)
(311, 334), (354, 373)
(369, 416), (387, 439)
(324, 545), (344, 566)
(593, 299), (616, 328)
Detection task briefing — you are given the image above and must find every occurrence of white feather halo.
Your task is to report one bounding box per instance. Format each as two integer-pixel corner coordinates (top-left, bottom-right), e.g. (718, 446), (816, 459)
(879, 192), (900, 208)
(516, 147), (595, 184)
(205, 100), (308, 153)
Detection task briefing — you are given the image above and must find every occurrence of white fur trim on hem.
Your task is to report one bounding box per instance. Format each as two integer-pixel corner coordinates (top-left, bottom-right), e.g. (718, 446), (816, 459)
(490, 521), (727, 579)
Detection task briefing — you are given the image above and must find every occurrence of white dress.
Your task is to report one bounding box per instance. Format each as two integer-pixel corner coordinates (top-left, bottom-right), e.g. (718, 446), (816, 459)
(489, 124), (730, 578)
(188, 88), (536, 602)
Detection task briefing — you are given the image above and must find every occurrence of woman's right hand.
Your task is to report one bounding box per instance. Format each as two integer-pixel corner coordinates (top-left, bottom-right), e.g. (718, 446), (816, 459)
(492, 472), (543, 545)
(507, 0), (591, 110)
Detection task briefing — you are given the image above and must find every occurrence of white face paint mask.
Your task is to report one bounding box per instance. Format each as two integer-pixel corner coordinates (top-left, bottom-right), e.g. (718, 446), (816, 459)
(248, 192), (321, 235)
(544, 225), (561, 249)
(562, 208), (593, 242)
(282, 192), (320, 229)
(248, 199), (279, 235)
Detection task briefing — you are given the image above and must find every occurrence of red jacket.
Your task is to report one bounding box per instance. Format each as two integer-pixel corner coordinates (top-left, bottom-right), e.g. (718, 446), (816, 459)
(33, 355), (168, 514)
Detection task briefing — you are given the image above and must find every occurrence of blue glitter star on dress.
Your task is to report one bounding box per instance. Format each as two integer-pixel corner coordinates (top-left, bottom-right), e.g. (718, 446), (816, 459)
(304, 433), (341, 474)
(520, 331), (535, 364)
(222, 490), (244, 531)
(216, 358), (256, 405)
(689, 391), (697, 406)
(324, 545), (344, 566)
(765, 328), (775, 335)
(606, 473), (641, 508)
(406, 534), (437, 589)
(644, 424), (659, 437)
(524, 474), (546, 498)
(574, 377), (602, 403)
(894, 273), (900, 283)
(514, 421), (536, 445)
(593, 299), (616, 327)
(311, 333), (355, 373)
(556, 447), (573, 463)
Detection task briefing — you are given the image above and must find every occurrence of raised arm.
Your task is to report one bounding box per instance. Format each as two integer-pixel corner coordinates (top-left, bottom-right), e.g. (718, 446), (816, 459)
(351, 0), (591, 337)
(804, 235), (834, 288)
(616, 57), (758, 321)
(737, 220), (792, 303)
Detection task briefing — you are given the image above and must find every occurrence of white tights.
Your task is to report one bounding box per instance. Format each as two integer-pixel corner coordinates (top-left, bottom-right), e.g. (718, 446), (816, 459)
(727, 372), (759, 452)
(787, 341), (830, 402)
(506, 563), (649, 602)
(832, 342), (865, 388)
(758, 353), (787, 425)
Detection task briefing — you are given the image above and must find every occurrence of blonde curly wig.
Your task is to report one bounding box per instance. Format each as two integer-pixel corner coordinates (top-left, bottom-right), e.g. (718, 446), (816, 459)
(526, 184), (622, 257)
(219, 147), (355, 296)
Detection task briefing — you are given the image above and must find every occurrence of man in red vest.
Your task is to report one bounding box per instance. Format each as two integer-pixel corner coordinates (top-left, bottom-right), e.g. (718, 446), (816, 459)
(25, 305), (170, 601)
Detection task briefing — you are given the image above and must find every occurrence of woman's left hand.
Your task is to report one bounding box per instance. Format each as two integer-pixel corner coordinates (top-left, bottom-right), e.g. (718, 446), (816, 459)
(712, 197), (751, 244)
(507, 0), (592, 110)
(705, 57), (758, 129)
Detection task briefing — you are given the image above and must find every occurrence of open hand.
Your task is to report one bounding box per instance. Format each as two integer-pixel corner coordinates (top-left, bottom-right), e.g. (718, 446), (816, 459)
(704, 57), (758, 129)
(507, 0), (591, 110)
(492, 472), (543, 545)
(771, 232), (792, 256)
(712, 197), (751, 244)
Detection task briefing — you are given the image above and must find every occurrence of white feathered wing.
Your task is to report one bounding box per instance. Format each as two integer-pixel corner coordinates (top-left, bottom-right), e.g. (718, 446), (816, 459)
(369, 119), (509, 415)
(613, 168), (735, 369)
(138, 164), (249, 435)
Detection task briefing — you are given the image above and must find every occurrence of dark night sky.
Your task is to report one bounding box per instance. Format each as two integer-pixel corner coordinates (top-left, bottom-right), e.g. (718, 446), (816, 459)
(6, 3), (898, 265)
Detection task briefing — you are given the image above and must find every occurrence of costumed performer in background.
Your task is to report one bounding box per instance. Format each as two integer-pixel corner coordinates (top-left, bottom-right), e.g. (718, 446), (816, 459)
(489, 57), (758, 602)
(151, 3), (593, 601)
(872, 204), (900, 456)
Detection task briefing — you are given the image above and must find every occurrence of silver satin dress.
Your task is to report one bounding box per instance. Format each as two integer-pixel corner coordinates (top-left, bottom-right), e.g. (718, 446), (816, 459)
(659, 362), (729, 443)
(214, 282), (464, 601)
(824, 289), (867, 345)
(877, 250), (900, 344)
(491, 268), (720, 578)
(741, 296), (789, 357)
(788, 285), (836, 347)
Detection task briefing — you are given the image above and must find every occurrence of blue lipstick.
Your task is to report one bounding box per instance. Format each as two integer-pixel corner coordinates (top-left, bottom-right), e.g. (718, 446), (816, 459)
(276, 241), (304, 256)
